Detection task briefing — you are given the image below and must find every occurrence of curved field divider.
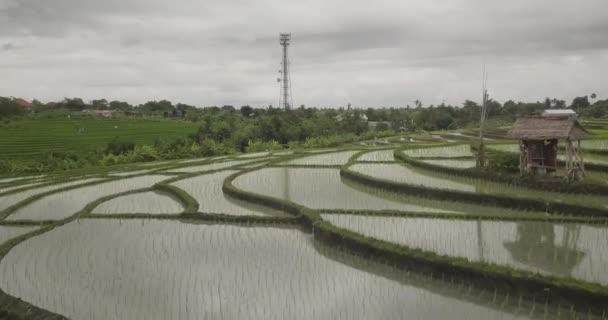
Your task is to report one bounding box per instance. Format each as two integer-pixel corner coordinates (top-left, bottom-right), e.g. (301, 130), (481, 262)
(396, 146), (608, 195)
(221, 167), (608, 314)
(340, 163), (608, 218)
(2, 145), (608, 318)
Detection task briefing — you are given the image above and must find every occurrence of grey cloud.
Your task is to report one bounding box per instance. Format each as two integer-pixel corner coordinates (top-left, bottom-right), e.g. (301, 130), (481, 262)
(1, 0), (607, 106)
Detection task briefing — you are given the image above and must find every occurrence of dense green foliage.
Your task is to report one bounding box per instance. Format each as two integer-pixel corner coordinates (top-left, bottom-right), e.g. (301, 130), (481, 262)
(1, 93), (607, 174)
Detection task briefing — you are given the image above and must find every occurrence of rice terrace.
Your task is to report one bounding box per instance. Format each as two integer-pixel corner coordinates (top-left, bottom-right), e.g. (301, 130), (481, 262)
(2, 1), (608, 319)
(0, 114), (608, 319)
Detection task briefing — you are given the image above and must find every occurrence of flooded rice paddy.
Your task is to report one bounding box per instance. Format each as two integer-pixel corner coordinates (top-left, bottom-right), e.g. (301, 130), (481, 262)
(356, 150), (395, 162)
(401, 145), (473, 158)
(350, 163), (608, 209)
(0, 144), (607, 319)
(0, 220), (539, 320)
(0, 178), (102, 212)
(165, 160), (253, 173)
(322, 214), (608, 285)
(172, 170), (284, 216)
(7, 175), (168, 221)
(92, 191), (184, 214)
(0, 225), (37, 245)
(233, 167), (451, 212)
(419, 159), (477, 169)
(282, 150), (359, 165)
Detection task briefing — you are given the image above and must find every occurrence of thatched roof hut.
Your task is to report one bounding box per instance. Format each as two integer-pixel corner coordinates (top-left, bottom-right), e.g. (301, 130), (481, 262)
(507, 116), (589, 141)
(507, 115), (589, 180)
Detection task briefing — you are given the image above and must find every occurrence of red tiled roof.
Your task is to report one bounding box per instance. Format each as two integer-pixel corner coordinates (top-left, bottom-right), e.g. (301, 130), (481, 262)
(14, 98), (33, 108)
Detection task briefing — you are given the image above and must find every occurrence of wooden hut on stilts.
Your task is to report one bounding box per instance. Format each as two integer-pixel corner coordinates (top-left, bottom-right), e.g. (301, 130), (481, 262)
(506, 111), (589, 181)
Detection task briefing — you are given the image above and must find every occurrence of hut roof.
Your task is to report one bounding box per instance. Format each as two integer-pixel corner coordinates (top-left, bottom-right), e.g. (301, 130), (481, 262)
(507, 116), (589, 140)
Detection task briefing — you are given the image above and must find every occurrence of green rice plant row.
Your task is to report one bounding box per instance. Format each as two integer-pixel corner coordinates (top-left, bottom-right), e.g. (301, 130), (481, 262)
(395, 148), (608, 196)
(320, 209), (608, 224)
(222, 169), (608, 311)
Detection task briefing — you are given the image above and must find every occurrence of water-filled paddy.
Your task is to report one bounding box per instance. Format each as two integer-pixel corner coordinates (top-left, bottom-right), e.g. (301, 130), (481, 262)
(108, 169), (159, 177)
(165, 160), (253, 173)
(92, 191), (184, 214)
(0, 225), (37, 244)
(0, 178), (102, 213)
(419, 159), (477, 169)
(323, 214), (608, 285)
(356, 150), (395, 162)
(7, 175), (168, 221)
(172, 170), (284, 216)
(282, 150), (359, 166)
(350, 163), (608, 210)
(233, 167), (450, 212)
(0, 181), (46, 194)
(401, 145), (473, 158)
(350, 163), (475, 191)
(236, 151), (270, 158)
(0, 175), (44, 184)
(0, 219), (537, 320)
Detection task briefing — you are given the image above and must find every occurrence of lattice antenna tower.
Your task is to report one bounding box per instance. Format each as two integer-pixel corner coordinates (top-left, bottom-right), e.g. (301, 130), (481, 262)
(278, 33), (293, 109)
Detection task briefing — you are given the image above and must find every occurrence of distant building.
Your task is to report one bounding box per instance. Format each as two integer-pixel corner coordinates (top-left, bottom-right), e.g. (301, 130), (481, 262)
(368, 121), (391, 130)
(542, 109), (577, 120)
(13, 98), (32, 109)
(93, 110), (113, 117)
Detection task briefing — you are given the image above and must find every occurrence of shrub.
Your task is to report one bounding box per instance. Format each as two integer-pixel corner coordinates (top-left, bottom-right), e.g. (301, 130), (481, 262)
(105, 137), (135, 155)
(130, 145), (159, 162)
(487, 150), (520, 172)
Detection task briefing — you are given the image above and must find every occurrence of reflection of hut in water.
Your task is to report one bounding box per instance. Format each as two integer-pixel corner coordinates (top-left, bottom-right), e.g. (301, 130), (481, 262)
(507, 111), (589, 181)
(503, 222), (585, 276)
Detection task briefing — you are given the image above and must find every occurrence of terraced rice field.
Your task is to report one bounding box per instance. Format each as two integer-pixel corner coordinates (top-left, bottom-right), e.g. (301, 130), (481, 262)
(0, 220), (535, 320)
(281, 150), (359, 165)
(349, 163), (608, 209)
(402, 145), (473, 158)
(323, 215), (608, 285)
(92, 191), (184, 214)
(0, 145), (607, 319)
(164, 159), (254, 173)
(233, 167), (448, 212)
(0, 178), (102, 212)
(0, 226), (37, 244)
(356, 150), (395, 162)
(7, 175), (168, 221)
(172, 170), (284, 216)
(419, 159), (477, 169)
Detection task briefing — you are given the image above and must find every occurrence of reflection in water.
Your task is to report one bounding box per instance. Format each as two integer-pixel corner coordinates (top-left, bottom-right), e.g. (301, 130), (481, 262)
(322, 215), (608, 285)
(504, 223), (585, 277)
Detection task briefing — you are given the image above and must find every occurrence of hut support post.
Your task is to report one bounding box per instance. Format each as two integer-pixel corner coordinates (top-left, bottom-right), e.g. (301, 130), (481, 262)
(577, 140), (585, 176)
(519, 141), (526, 175)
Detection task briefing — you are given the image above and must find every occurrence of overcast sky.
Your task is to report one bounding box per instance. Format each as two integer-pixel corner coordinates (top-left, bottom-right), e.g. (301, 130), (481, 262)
(1, 0), (607, 108)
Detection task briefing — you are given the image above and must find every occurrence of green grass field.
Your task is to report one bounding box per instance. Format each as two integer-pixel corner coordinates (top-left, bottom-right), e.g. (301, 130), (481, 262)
(0, 116), (200, 160)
